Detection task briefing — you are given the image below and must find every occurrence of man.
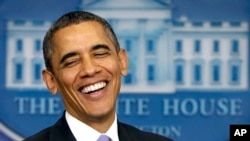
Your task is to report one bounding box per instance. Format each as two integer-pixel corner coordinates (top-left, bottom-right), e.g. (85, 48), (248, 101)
(24, 11), (173, 141)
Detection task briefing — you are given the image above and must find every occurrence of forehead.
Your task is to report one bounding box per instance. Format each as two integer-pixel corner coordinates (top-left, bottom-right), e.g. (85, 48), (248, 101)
(52, 21), (114, 50)
(53, 21), (105, 40)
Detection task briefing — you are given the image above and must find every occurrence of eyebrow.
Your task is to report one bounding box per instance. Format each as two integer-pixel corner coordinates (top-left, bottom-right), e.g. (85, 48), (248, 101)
(91, 44), (111, 52)
(59, 52), (78, 64)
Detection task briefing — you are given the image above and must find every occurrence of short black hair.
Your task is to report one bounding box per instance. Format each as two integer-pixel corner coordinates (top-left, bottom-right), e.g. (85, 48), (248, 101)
(43, 11), (120, 73)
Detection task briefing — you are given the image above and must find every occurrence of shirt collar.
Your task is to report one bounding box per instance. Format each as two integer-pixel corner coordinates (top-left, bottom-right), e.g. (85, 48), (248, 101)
(65, 111), (119, 141)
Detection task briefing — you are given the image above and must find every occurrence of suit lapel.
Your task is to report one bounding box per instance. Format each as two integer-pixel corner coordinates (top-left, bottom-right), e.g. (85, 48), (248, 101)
(49, 114), (139, 141)
(118, 121), (136, 141)
(49, 112), (76, 141)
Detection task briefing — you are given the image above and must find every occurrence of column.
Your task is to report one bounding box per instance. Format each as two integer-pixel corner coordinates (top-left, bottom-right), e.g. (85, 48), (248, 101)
(138, 19), (146, 85)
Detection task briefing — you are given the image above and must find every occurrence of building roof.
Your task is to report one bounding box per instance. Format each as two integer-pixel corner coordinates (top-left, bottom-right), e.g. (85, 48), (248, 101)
(82, 0), (171, 9)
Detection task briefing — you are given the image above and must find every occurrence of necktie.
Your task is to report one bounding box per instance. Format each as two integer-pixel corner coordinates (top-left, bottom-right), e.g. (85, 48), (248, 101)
(97, 135), (111, 141)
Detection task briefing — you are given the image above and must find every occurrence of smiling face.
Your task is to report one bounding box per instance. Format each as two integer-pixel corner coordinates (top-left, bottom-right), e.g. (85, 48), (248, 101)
(42, 21), (128, 131)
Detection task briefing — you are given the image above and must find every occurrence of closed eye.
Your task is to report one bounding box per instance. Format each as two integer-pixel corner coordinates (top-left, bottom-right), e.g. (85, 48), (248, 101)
(92, 44), (111, 58)
(94, 52), (109, 58)
(60, 51), (80, 68)
(64, 59), (80, 67)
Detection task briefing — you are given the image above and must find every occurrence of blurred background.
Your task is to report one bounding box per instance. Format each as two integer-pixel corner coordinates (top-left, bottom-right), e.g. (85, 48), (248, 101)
(0, 0), (249, 141)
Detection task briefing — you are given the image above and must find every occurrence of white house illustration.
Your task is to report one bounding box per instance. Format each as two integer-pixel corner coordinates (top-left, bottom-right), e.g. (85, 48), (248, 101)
(6, 0), (249, 93)
(6, 20), (51, 89)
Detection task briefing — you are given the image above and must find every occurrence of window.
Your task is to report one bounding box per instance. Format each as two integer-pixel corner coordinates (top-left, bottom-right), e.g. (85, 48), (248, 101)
(146, 39), (155, 54)
(14, 20), (25, 25)
(231, 65), (239, 82)
(192, 22), (203, 27)
(176, 65), (183, 82)
(147, 64), (155, 82)
(231, 40), (239, 55)
(125, 39), (131, 52)
(174, 59), (185, 84)
(34, 39), (42, 52)
(213, 40), (219, 53)
(12, 57), (25, 83)
(194, 65), (201, 82)
(32, 20), (44, 26)
(33, 63), (42, 81)
(175, 40), (182, 53)
(194, 40), (201, 53)
(16, 39), (23, 53)
(228, 59), (242, 85)
(32, 59), (43, 83)
(211, 21), (222, 27)
(191, 59), (204, 84)
(15, 63), (23, 81)
(210, 59), (222, 84)
(173, 21), (184, 27)
(213, 65), (220, 82)
(13, 60), (24, 82)
(230, 22), (241, 27)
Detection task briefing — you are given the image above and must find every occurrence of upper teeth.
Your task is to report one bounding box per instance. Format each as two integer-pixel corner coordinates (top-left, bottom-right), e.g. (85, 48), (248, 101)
(81, 82), (106, 94)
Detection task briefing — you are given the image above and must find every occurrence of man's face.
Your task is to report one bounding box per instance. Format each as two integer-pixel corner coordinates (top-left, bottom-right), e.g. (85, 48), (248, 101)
(43, 21), (128, 124)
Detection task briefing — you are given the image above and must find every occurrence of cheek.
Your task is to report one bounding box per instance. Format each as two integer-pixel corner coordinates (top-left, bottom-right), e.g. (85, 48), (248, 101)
(99, 58), (121, 74)
(57, 70), (78, 89)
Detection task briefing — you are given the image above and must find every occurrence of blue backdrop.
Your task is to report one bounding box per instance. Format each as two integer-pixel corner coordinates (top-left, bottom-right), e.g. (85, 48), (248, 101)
(0, 0), (249, 141)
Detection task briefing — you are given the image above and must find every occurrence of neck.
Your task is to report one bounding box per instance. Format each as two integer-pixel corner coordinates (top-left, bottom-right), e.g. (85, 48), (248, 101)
(88, 114), (116, 133)
(69, 109), (116, 133)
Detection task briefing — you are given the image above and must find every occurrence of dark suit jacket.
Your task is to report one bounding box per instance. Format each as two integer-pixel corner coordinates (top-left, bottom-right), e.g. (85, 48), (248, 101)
(24, 113), (173, 141)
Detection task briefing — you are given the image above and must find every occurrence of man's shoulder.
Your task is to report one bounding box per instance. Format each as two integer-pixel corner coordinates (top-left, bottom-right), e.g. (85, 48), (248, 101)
(23, 113), (75, 141)
(118, 122), (173, 141)
(23, 126), (51, 141)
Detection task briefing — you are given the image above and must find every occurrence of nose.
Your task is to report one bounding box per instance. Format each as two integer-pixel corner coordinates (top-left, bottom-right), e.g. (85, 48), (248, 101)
(78, 56), (101, 77)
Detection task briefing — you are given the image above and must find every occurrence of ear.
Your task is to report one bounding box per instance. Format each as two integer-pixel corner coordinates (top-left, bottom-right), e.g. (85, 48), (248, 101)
(118, 48), (128, 76)
(42, 69), (58, 95)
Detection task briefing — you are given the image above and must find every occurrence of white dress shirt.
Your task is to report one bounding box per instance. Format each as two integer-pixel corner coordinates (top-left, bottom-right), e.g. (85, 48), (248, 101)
(65, 111), (119, 141)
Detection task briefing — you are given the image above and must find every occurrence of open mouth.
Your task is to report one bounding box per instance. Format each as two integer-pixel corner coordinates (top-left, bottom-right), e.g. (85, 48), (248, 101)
(80, 81), (107, 94)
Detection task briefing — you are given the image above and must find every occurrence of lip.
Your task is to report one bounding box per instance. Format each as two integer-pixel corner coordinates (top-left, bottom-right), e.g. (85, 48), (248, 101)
(82, 81), (106, 93)
(77, 80), (109, 100)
